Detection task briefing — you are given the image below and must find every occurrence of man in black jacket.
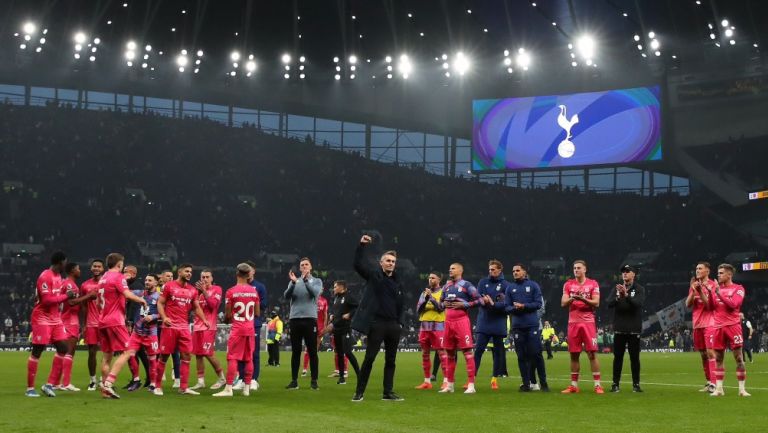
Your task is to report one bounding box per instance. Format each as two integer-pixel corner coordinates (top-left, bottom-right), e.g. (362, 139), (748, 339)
(320, 280), (360, 385)
(608, 264), (646, 393)
(350, 234), (406, 402)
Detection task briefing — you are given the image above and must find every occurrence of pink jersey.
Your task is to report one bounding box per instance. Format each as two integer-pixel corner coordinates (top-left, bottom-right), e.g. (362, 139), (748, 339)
(709, 283), (745, 328)
(193, 285), (222, 331)
(81, 278), (101, 327)
(563, 278), (600, 323)
(317, 296), (328, 327)
(60, 279), (81, 327)
(161, 280), (197, 330)
(98, 270), (130, 328)
(225, 284), (260, 337)
(689, 279), (716, 329)
(31, 269), (66, 326)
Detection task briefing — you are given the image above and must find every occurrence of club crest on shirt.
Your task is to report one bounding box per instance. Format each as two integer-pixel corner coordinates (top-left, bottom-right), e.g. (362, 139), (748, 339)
(496, 284), (502, 292)
(525, 286), (530, 293)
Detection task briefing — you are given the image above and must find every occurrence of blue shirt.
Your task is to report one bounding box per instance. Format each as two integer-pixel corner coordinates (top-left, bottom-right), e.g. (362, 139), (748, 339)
(251, 280), (268, 329)
(476, 275), (513, 336)
(504, 278), (543, 329)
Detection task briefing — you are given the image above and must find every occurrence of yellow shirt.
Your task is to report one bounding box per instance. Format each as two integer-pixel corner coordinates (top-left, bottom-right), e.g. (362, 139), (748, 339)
(419, 289), (445, 323)
(542, 327), (556, 341)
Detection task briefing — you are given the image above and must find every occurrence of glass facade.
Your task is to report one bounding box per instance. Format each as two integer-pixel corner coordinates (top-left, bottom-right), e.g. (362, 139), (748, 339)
(0, 84), (689, 195)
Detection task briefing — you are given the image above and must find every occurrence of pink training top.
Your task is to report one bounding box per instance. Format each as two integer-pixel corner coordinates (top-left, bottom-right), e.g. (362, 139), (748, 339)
(161, 280), (198, 330)
(193, 285), (222, 331)
(563, 278), (600, 324)
(709, 283), (745, 328)
(689, 279), (716, 329)
(81, 278), (101, 327)
(98, 270), (131, 328)
(31, 269), (66, 326)
(225, 284), (260, 337)
(60, 279), (81, 326)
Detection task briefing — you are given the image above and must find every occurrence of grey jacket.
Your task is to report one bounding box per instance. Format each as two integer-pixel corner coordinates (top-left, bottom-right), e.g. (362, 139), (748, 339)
(284, 276), (323, 319)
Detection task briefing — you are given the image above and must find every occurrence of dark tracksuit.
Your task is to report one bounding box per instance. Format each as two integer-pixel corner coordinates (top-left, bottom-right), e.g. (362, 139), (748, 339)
(351, 242), (406, 396)
(329, 291), (360, 380)
(475, 275), (512, 377)
(505, 278), (544, 387)
(608, 282), (645, 387)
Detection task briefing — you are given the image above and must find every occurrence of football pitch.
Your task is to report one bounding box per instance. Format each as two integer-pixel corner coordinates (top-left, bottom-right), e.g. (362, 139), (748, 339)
(1, 350), (764, 432)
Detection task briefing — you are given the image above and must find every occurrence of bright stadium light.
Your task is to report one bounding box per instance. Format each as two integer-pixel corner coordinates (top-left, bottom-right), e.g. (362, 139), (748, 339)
(126, 41), (137, 51)
(576, 35), (596, 60)
(176, 54), (188, 67)
(452, 52), (470, 75)
(231, 51), (240, 62)
(125, 50), (136, 60)
(23, 22), (37, 35)
(281, 53), (291, 64)
(516, 48), (531, 70)
(397, 54), (412, 79)
(74, 32), (87, 44)
(349, 54), (358, 64)
(246, 60), (256, 72)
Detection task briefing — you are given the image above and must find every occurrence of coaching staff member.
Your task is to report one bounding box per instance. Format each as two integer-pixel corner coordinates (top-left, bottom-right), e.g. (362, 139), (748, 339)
(350, 234), (405, 402)
(609, 264), (645, 393)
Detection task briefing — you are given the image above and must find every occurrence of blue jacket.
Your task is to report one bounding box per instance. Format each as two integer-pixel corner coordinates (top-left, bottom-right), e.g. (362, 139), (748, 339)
(251, 280), (268, 330)
(504, 278), (543, 329)
(476, 275), (513, 336)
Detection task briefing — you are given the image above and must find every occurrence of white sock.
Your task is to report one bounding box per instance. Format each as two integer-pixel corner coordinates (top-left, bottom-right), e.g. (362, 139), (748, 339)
(716, 379), (723, 389)
(224, 384), (232, 392)
(571, 380), (578, 387)
(594, 379), (600, 386)
(739, 380), (746, 392)
(424, 378), (430, 384)
(244, 384), (250, 393)
(133, 376), (140, 381)
(90, 376), (96, 383)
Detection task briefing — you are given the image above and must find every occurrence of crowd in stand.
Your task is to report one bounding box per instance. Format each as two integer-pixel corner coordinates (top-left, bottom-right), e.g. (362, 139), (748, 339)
(0, 102), (765, 351)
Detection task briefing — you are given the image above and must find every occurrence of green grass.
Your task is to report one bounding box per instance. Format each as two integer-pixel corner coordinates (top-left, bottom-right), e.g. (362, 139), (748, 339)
(1, 350), (765, 432)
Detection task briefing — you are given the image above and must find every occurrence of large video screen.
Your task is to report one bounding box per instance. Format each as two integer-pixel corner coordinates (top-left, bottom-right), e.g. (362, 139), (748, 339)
(472, 86), (662, 171)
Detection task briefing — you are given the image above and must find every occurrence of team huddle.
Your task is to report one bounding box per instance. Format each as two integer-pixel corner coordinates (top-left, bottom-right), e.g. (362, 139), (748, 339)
(23, 249), (750, 400)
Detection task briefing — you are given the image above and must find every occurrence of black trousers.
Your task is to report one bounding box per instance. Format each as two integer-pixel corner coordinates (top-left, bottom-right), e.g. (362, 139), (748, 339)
(613, 333), (641, 386)
(333, 329), (360, 379)
(356, 320), (401, 395)
(290, 318), (318, 381)
(544, 339), (553, 358)
(267, 342), (280, 365)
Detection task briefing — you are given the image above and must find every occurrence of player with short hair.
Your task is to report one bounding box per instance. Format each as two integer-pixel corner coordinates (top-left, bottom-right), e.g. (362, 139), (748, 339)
(685, 261), (717, 393)
(414, 272), (448, 390)
(213, 263), (261, 397)
(561, 260), (603, 394)
(191, 269), (226, 390)
(82, 259), (104, 391)
(58, 262), (95, 392)
(708, 264), (749, 397)
(438, 263), (481, 394)
(476, 260), (514, 391)
(124, 274), (161, 391)
(98, 253), (149, 399)
(153, 264), (210, 396)
(157, 269), (181, 388)
(26, 251), (78, 397)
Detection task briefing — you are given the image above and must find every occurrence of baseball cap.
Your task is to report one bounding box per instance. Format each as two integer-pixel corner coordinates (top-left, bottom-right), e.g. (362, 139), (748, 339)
(620, 264), (637, 273)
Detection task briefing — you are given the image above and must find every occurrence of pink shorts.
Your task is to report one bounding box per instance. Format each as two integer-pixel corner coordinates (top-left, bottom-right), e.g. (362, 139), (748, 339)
(711, 324), (743, 350)
(85, 327), (100, 346)
(442, 318), (473, 350)
(31, 323), (68, 346)
(567, 322), (598, 353)
(64, 324), (80, 340)
(193, 330), (217, 356)
(160, 327), (193, 354)
(127, 333), (159, 356)
(99, 325), (130, 353)
(227, 335), (255, 361)
(419, 330), (444, 350)
(693, 327), (714, 351)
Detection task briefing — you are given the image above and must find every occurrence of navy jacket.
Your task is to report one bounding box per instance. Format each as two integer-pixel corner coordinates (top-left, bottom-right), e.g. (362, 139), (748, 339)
(505, 278), (543, 329)
(251, 279), (268, 331)
(476, 275), (513, 336)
